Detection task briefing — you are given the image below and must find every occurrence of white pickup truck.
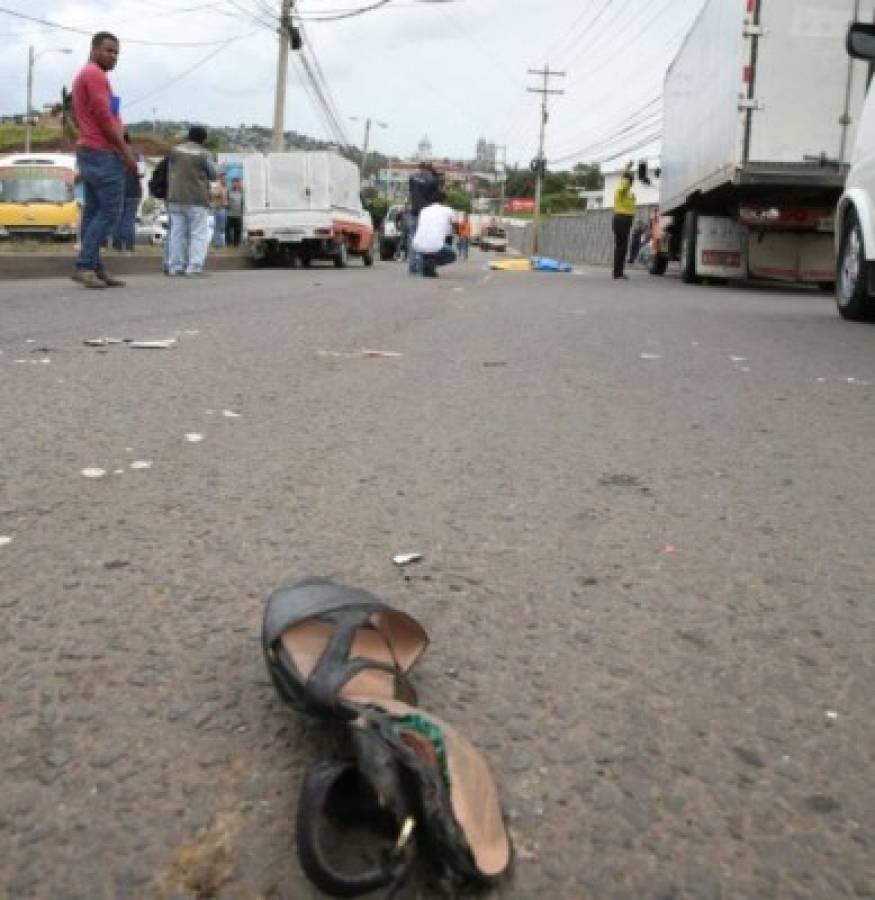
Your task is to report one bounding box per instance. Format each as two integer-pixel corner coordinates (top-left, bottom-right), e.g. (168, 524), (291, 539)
(230, 151), (374, 268)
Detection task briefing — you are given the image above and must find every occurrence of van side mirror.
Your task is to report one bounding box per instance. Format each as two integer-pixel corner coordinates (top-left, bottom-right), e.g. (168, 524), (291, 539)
(847, 22), (875, 61)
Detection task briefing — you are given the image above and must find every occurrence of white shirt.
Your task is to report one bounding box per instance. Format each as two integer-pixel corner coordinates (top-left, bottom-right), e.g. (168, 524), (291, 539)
(413, 203), (455, 254)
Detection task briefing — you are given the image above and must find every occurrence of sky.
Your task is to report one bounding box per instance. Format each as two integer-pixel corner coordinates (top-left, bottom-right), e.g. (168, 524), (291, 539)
(0, 0), (707, 171)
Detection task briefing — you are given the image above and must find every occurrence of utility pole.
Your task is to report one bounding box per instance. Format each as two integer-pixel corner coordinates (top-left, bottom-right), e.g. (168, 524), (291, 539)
(494, 143), (507, 217)
(271, 0), (294, 152)
(527, 65), (566, 219)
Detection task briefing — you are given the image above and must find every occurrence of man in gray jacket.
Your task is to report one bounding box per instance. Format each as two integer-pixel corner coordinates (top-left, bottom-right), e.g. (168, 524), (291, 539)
(167, 125), (216, 276)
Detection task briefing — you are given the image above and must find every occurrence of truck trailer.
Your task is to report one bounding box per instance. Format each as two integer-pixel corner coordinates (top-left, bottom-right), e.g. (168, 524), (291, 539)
(229, 151), (374, 268)
(650, 0), (874, 287)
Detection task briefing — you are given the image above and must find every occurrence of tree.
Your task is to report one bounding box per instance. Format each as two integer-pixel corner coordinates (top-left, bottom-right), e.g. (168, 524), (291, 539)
(445, 187), (472, 213)
(572, 162), (604, 190)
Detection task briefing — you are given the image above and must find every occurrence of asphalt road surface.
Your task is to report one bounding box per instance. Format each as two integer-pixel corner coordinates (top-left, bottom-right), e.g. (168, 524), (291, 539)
(1, 254), (874, 900)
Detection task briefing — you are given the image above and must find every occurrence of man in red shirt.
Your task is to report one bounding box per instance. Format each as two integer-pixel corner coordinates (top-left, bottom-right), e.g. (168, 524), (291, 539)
(71, 32), (138, 289)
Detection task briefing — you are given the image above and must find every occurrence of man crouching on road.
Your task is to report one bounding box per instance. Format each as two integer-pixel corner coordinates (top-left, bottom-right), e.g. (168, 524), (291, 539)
(412, 191), (457, 278)
(167, 126), (217, 277)
(71, 31), (139, 290)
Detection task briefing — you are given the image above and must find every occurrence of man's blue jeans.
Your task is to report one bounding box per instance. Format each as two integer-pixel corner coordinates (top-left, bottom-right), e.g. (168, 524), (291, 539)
(420, 244), (457, 275)
(407, 213), (421, 274)
(112, 197), (139, 251)
(76, 147), (124, 273)
(168, 204), (212, 275)
(212, 207), (227, 248)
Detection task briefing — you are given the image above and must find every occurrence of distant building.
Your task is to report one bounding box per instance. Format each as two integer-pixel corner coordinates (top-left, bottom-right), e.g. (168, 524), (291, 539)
(475, 137), (496, 170)
(415, 135), (433, 161)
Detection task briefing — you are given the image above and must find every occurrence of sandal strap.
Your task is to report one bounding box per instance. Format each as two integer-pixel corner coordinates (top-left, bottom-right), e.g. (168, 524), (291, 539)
(296, 761), (413, 898)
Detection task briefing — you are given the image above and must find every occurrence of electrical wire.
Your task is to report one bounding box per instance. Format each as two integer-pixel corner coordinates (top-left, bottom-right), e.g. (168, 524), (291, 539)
(125, 30), (261, 109)
(0, 5), (255, 47)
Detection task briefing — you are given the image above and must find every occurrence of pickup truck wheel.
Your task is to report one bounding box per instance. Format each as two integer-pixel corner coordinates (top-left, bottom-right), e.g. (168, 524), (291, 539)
(362, 248), (374, 267)
(681, 211), (701, 284)
(333, 241), (349, 269)
(836, 210), (874, 320)
(649, 253), (668, 276)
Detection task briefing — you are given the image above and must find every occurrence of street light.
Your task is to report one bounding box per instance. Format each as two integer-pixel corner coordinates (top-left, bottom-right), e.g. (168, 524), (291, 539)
(26, 46), (73, 153)
(349, 116), (388, 181)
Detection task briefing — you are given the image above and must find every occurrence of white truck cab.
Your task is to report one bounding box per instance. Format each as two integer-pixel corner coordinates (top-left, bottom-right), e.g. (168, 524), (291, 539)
(836, 23), (875, 319)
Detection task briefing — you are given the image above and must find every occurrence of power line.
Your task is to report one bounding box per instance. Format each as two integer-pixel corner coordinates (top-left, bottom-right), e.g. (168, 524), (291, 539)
(0, 5), (252, 47)
(126, 31), (261, 109)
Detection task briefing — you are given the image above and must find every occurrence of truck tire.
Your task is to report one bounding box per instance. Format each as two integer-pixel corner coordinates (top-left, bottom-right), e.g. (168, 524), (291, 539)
(362, 247), (374, 267)
(836, 209), (874, 320)
(333, 241), (349, 269)
(680, 211), (701, 284)
(649, 253), (669, 276)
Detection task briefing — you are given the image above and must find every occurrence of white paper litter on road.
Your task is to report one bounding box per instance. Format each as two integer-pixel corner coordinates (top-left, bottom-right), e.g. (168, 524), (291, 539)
(393, 553), (423, 567)
(730, 356), (748, 363)
(361, 349), (403, 359)
(130, 460), (153, 470)
(222, 410), (241, 418)
(128, 340), (177, 350)
(84, 338), (122, 347)
(825, 709), (839, 721)
(639, 353), (662, 360)
(185, 433), (204, 443)
(0, 536), (12, 547)
(81, 468), (107, 479)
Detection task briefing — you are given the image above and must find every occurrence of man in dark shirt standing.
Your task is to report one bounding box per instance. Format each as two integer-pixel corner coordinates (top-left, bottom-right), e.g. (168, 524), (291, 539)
(166, 126), (217, 276)
(71, 32), (138, 289)
(407, 162), (440, 275)
(111, 132), (143, 252)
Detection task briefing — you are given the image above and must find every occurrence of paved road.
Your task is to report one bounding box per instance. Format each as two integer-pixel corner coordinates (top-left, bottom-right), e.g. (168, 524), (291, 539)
(1, 256), (874, 899)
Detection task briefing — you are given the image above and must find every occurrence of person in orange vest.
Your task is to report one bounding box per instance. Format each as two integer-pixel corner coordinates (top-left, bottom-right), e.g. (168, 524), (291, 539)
(612, 165), (636, 279)
(457, 213), (471, 260)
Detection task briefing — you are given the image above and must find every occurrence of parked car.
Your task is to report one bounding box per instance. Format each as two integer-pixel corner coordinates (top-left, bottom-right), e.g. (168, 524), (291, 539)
(836, 21), (875, 320)
(151, 212), (168, 245)
(379, 204), (405, 261)
(480, 226), (508, 253)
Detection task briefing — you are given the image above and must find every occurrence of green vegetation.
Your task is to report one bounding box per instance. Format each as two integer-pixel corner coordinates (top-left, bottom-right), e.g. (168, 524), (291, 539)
(0, 123), (69, 153)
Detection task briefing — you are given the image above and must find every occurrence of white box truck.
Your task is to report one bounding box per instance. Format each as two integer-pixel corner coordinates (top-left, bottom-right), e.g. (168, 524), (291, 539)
(230, 151), (374, 268)
(649, 0), (874, 287)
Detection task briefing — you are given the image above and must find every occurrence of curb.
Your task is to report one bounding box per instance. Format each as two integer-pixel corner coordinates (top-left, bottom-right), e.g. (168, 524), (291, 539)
(0, 253), (252, 280)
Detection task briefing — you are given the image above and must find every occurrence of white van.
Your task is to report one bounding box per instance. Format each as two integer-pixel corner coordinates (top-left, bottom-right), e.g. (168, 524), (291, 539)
(836, 23), (875, 319)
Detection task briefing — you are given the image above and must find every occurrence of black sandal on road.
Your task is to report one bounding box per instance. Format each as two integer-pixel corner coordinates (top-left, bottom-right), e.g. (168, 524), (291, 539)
(261, 577), (513, 898)
(296, 699), (512, 898)
(262, 577), (429, 720)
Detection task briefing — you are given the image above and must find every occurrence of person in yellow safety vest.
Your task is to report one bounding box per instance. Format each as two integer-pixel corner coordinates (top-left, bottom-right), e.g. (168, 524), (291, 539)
(612, 166), (637, 279)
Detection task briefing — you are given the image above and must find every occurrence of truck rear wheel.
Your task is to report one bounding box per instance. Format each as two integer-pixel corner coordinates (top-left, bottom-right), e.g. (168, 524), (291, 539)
(680, 211), (701, 284)
(362, 247), (374, 267)
(649, 253), (668, 276)
(836, 209), (874, 321)
(333, 240), (349, 269)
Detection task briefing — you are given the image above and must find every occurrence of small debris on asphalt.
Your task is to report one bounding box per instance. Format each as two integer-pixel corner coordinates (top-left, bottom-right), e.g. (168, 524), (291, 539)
(31, 346), (55, 354)
(84, 338), (123, 347)
(361, 349), (402, 359)
(221, 410), (241, 418)
(130, 460), (153, 470)
(185, 433), (205, 443)
(639, 353), (662, 360)
(81, 468), (107, 479)
(128, 340), (177, 350)
(825, 709), (839, 722)
(730, 356), (748, 363)
(0, 536), (12, 547)
(663, 544), (678, 554)
(393, 553), (423, 567)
